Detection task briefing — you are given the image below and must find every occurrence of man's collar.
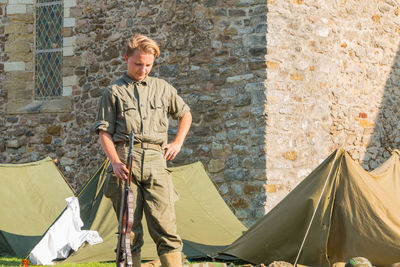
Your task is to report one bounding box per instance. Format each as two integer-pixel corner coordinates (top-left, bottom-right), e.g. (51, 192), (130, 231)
(122, 73), (148, 86)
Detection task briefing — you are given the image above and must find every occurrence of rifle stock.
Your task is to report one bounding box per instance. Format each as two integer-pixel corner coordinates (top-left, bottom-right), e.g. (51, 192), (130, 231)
(116, 132), (135, 267)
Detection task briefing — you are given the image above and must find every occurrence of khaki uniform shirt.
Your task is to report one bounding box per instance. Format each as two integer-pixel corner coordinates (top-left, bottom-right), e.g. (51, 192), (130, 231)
(93, 73), (190, 145)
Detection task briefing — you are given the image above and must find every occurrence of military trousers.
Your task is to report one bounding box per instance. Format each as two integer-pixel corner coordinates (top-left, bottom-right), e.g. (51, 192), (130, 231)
(104, 142), (183, 256)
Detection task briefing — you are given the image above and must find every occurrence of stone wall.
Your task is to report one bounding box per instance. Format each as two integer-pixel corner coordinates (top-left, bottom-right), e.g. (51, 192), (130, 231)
(264, 0), (400, 212)
(1, 0), (267, 225)
(1, 0), (400, 225)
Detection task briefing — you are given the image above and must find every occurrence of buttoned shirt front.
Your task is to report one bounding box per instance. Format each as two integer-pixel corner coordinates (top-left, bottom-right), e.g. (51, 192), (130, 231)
(93, 73), (190, 145)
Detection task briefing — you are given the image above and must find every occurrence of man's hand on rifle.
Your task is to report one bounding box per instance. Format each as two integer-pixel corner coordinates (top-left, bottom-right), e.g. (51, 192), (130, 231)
(112, 161), (129, 180)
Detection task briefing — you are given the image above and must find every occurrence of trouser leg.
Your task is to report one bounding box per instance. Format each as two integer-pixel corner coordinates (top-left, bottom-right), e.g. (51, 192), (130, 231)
(140, 149), (183, 256)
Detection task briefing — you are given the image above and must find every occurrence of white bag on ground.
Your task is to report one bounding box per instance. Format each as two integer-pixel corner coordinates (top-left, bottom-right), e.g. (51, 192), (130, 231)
(29, 197), (103, 265)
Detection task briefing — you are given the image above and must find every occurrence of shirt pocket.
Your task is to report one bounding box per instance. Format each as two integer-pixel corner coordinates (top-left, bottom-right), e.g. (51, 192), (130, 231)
(122, 101), (140, 134)
(150, 97), (168, 133)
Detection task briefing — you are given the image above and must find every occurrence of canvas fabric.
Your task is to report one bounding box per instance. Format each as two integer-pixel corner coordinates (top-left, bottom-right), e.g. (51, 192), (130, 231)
(223, 149), (400, 267)
(0, 158), (74, 257)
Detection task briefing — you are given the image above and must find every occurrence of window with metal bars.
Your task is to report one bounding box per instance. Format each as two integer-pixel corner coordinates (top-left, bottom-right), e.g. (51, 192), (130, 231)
(35, 0), (63, 100)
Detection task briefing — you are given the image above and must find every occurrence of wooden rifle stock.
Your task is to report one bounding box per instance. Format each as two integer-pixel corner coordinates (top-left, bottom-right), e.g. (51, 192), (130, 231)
(116, 132), (135, 267)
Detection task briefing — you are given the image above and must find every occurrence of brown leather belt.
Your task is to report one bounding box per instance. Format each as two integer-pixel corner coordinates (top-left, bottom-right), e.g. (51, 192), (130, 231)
(133, 142), (162, 152)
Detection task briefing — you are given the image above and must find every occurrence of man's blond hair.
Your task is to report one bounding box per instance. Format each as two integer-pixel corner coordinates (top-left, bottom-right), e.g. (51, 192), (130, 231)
(125, 34), (160, 58)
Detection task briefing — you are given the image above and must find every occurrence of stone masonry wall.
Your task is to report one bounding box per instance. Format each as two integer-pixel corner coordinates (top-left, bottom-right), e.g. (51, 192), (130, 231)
(1, 0), (400, 225)
(1, 0), (267, 225)
(265, 0), (400, 212)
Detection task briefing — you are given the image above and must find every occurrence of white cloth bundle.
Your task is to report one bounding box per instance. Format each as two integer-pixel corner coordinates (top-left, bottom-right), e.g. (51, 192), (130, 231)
(29, 197), (103, 265)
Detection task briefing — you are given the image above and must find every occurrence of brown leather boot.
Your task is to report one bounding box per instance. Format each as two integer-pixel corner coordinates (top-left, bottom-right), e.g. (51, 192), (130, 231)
(159, 251), (182, 267)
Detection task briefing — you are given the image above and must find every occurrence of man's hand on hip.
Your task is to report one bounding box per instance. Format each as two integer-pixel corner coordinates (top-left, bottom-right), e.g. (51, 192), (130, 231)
(162, 142), (182, 161)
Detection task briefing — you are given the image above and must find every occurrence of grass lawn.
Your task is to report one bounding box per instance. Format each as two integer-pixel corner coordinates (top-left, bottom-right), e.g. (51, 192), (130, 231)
(0, 257), (245, 267)
(0, 257), (115, 267)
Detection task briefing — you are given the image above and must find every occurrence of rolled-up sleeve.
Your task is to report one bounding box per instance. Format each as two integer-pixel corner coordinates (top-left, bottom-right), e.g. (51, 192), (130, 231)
(92, 88), (116, 135)
(167, 84), (190, 120)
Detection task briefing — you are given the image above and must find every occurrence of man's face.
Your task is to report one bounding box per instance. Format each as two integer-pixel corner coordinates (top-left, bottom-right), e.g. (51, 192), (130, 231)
(125, 50), (155, 82)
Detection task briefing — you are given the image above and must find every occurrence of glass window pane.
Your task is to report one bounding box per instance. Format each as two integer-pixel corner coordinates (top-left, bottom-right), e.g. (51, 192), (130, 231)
(35, 51), (63, 99)
(35, 1), (63, 100)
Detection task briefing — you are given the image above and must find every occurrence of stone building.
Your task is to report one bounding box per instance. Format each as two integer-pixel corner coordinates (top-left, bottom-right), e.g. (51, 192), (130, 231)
(1, 0), (399, 226)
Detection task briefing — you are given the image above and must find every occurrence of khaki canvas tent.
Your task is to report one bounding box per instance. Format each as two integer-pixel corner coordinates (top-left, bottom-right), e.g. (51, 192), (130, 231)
(0, 158), (74, 257)
(5, 159), (245, 263)
(223, 149), (400, 267)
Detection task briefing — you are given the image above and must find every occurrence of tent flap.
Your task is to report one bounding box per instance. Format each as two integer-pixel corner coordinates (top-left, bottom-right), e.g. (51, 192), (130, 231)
(223, 149), (400, 267)
(0, 157), (74, 257)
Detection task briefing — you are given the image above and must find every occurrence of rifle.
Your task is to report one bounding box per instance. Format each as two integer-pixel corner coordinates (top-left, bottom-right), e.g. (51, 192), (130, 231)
(116, 131), (135, 267)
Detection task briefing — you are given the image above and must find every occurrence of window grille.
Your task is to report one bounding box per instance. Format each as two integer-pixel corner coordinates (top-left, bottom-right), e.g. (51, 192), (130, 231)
(35, 0), (63, 100)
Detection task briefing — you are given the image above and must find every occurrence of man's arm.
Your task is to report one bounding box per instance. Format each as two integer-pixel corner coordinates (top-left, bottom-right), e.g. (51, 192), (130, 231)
(162, 111), (192, 161)
(99, 130), (129, 180)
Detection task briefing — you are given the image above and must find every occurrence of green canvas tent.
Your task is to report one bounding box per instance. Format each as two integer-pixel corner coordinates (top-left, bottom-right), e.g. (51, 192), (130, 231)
(60, 160), (247, 263)
(0, 158), (74, 257)
(223, 149), (400, 267)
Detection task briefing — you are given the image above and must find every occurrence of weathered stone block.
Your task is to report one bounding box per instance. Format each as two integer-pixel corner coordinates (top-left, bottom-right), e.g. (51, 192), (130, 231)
(211, 142), (232, 157)
(63, 47), (74, 57)
(10, 71), (32, 81)
(9, 0), (34, 4)
(227, 73), (254, 83)
(47, 125), (61, 135)
(64, 0), (77, 8)
(208, 158), (225, 173)
(264, 184), (277, 193)
(5, 23), (33, 34)
(243, 184), (261, 194)
(224, 169), (250, 181)
(7, 4), (27, 14)
(64, 56), (81, 67)
(63, 27), (74, 37)
(63, 87), (73, 96)
(289, 73), (303, 81)
(231, 197), (249, 209)
(43, 136), (52, 144)
(0, 140), (5, 152)
(9, 14), (33, 22)
(64, 17), (76, 27)
(7, 139), (21, 148)
(63, 76), (77, 87)
(228, 9), (246, 17)
(4, 62), (25, 71)
(283, 151), (297, 161)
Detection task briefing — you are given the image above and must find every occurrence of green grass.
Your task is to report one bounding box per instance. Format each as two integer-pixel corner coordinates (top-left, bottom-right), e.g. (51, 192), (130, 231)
(0, 257), (115, 267)
(0, 257), (22, 267)
(0, 257), (245, 267)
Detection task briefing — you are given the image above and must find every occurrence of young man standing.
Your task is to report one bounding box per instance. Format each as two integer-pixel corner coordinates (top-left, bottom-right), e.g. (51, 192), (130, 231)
(93, 34), (192, 267)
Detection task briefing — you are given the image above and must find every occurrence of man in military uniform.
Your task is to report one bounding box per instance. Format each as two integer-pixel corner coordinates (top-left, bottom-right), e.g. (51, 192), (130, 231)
(93, 34), (192, 267)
